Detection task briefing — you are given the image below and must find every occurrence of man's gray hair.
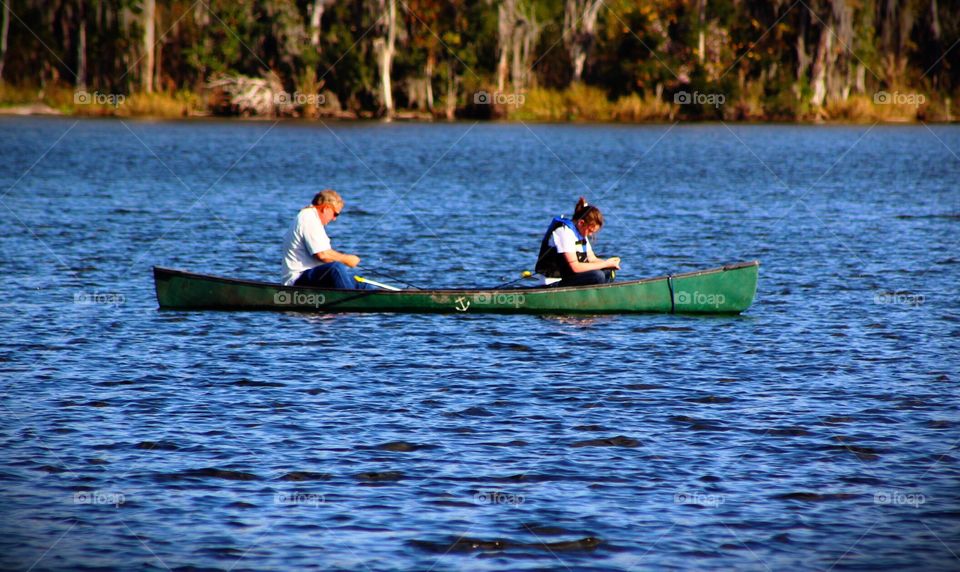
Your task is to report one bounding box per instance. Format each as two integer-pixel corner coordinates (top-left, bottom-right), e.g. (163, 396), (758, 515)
(312, 189), (343, 207)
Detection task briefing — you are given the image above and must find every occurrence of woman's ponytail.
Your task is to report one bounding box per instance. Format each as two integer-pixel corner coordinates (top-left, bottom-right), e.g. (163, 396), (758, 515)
(572, 196), (604, 229)
(573, 196), (590, 219)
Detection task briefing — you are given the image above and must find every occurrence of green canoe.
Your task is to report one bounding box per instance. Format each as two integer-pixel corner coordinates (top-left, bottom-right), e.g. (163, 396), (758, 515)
(153, 261), (759, 315)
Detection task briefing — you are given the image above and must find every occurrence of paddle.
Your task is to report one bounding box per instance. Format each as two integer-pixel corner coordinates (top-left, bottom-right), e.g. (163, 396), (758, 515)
(492, 270), (533, 289)
(354, 276), (402, 291)
(357, 266), (422, 290)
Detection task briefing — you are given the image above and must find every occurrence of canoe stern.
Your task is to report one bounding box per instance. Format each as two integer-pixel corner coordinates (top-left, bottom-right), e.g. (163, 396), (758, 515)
(670, 261), (759, 314)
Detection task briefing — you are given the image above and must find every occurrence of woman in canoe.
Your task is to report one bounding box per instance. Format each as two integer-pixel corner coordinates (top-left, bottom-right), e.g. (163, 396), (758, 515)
(535, 197), (621, 286)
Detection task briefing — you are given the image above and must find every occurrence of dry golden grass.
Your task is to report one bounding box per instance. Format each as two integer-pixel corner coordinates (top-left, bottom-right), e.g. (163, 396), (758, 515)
(0, 83), (44, 106)
(612, 93), (675, 121)
(821, 93), (943, 122)
(0, 83), (199, 117)
(510, 88), (569, 121)
(120, 92), (197, 118)
(2, 81), (952, 123)
(564, 84), (612, 120)
(510, 85), (675, 122)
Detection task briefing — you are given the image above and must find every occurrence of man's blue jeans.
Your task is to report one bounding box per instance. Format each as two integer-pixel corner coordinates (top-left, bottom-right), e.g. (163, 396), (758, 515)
(294, 262), (375, 290)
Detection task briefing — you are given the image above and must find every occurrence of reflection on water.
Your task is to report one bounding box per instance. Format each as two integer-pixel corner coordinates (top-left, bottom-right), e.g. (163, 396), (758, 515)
(0, 118), (958, 571)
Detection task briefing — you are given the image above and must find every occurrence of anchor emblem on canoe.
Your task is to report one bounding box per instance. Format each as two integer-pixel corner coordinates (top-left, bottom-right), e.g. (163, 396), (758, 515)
(454, 297), (470, 312)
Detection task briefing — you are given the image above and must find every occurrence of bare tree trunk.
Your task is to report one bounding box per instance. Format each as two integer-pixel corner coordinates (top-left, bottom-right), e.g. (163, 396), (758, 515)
(928, 0), (941, 88)
(697, 0), (706, 64)
(121, 5), (134, 92)
(142, 0), (155, 93)
(514, 8), (540, 89)
(564, 0), (604, 83)
(929, 0), (940, 39)
(796, 10), (809, 83)
(373, 0), (396, 118)
(59, 0), (72, 83)
(1, 0), (11, 82)
(425, 53), (435, 111)
(825, 0), (852, 102)
(77, 0), (87, 88)
(810, 22), (831, 107)
(511, 24), (524, 88)
(498, 0), (540, 91)
(310, 0), (331, 50)
(497, 0), (514, 92)
(878, 0), (914, 87)
(194, 2), (211, 92)
(154, 8), (162, 91)
(445, 62), (457, 120)
(897, 2), (915, 82)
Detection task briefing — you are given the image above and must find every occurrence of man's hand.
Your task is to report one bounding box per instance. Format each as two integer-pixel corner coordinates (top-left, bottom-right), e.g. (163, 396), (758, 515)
(605, 257), (621, 270)
(315, 250), (361, 267)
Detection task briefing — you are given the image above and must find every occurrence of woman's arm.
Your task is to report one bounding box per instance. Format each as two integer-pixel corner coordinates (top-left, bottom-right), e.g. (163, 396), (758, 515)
(563, 251), (620, 273)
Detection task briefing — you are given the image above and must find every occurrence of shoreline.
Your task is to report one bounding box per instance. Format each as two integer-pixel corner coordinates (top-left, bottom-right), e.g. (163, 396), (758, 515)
(0, 105), (948, 125)
(2, 84), (950, 124)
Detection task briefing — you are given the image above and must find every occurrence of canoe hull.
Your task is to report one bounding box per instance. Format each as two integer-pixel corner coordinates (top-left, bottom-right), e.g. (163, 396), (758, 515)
(153, 261), (759, 315)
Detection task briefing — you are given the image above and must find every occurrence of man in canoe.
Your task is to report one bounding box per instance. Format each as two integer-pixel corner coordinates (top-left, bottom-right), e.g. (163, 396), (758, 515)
(281, 190), (376, 289)
(535, 197), (621, 286)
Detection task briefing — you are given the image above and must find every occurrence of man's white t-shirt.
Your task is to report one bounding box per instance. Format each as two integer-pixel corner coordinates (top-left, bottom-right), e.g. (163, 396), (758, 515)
(281, 207), (331, 285)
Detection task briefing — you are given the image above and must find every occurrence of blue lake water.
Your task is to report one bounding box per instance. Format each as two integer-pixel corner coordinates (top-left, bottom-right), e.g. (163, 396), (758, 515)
(0, 117), (958, 570)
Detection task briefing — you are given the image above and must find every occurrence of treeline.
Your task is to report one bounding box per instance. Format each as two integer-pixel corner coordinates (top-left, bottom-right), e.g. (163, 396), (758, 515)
(0, 0), (956, 121)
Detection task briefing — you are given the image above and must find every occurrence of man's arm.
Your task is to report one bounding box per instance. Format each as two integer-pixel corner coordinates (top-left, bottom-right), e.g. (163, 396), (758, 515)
(315, 249), (360, 267)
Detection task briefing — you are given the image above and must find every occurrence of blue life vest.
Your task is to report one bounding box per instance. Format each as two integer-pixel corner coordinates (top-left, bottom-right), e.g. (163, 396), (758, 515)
(535, 216), (589, 278)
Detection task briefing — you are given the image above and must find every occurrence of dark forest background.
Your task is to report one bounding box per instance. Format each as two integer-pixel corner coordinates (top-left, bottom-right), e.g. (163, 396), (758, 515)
(0, 0), (956, 120)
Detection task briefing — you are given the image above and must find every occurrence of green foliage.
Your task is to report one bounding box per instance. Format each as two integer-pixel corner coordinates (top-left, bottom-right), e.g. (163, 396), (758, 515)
(0, 0), (956, 121)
